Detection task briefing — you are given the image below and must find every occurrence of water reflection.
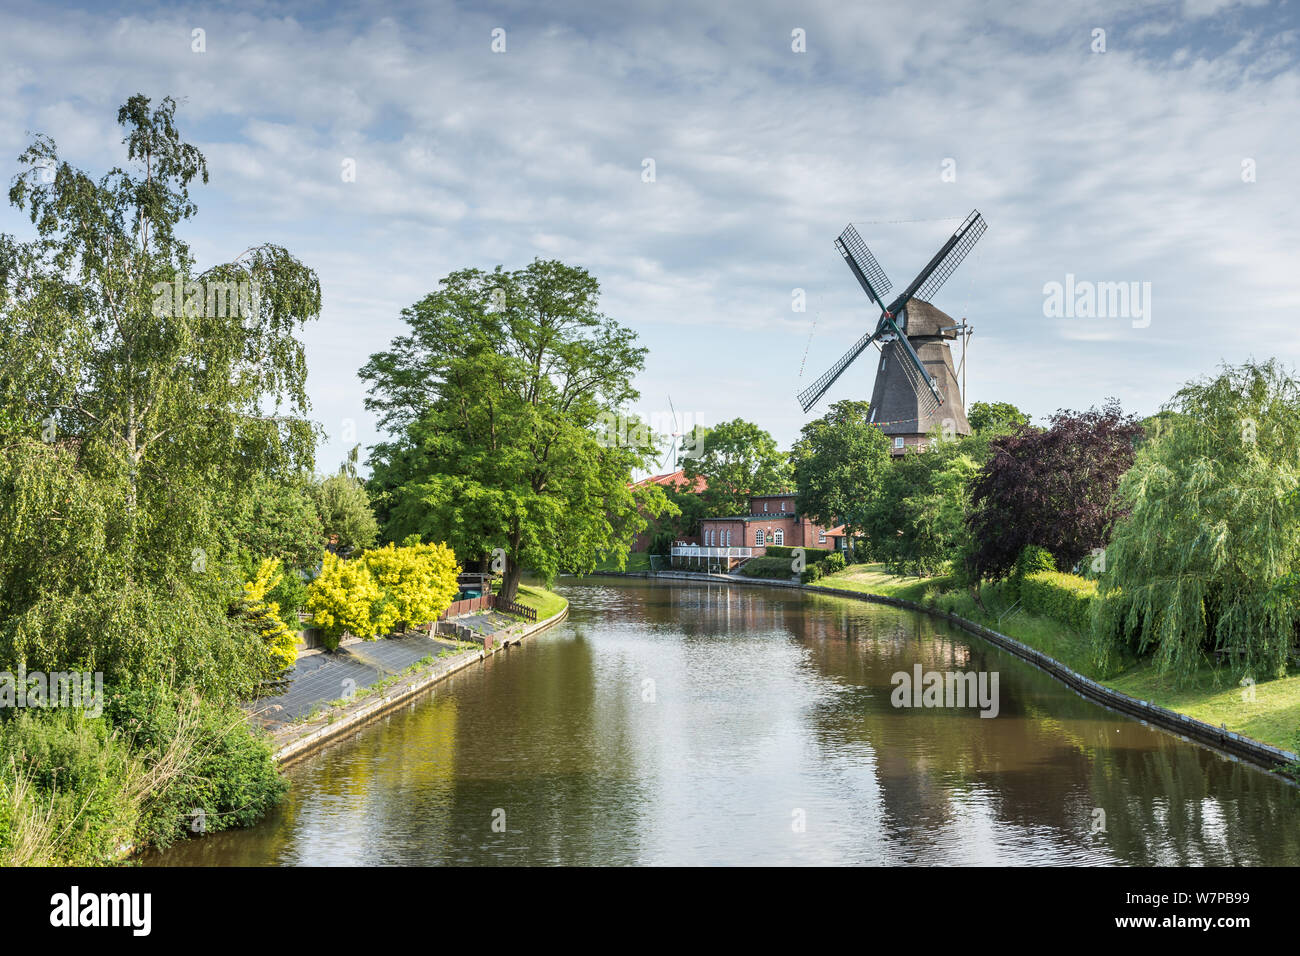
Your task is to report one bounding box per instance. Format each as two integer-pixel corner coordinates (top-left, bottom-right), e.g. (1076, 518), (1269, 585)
(147, 579), (1300, 866)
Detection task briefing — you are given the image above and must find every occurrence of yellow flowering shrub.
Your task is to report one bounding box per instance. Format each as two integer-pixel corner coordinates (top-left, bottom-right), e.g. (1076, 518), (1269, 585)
(305, 551), (381, 649)
(243, 557), (299, 675)
(364, 541), (461, 634)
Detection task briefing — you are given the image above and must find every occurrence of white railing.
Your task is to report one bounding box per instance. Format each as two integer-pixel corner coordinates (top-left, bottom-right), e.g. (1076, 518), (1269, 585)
(671, 546), (753, 558)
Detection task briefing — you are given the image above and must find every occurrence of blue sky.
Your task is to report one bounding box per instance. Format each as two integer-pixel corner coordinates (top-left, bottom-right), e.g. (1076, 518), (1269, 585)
(1, 0), (1297, 475)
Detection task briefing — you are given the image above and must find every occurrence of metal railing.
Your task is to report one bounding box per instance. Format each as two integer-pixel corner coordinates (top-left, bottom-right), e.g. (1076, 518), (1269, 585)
(671, 546), (753, 558)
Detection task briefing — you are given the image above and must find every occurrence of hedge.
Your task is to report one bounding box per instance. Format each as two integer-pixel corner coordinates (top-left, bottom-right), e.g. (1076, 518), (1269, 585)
(739, 556), (800, 579)
(1018, 570), (1098, 632)
(763, 545), (834, 563)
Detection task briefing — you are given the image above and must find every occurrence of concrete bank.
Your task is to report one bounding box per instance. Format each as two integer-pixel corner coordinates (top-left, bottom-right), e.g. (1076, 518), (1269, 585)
(272, 602), (570, 766)
(580, 569), (1300, 775)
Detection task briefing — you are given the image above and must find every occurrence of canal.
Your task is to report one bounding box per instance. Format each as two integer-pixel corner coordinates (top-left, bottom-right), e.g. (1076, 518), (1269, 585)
(148, 578), (1300, 865)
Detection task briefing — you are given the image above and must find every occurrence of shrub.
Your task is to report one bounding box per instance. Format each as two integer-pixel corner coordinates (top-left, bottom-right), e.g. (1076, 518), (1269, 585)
(763, 545), (834, 564)
(0, 710), (137, 865)
(102, 685), (287, 849)
(739, 556), (800, 579)
(1019, 571), (1098, 633)
(363, 541), (460, 633)
(822, 551), (846, 575)
(801, 564), (824, 584)
(241, 558), (299, 676)
(305, 551), (382, 649)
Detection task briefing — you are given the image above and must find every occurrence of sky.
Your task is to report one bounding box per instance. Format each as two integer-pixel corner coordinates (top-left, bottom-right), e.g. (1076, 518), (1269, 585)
(1, 0), (1297, 476)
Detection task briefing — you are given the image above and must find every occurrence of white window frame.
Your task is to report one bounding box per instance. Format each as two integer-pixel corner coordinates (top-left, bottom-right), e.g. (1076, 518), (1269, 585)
(818, 530), (826, 544)
(764, 500), (768, 512)
(774, 529), (784, 545)
(894, 437), (905, 449)
(755, 529), (765, 546)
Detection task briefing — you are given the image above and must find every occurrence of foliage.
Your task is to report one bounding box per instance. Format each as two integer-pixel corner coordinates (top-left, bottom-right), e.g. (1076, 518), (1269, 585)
(1019, 571), (1097, 632)
(860, 437), (980, 575)
(646, 487), (704, 553)
(312, 473), (379, 555)
(966, 401), (1142, 583)
(305, 552), (381, 649)
(224, 475), (323, 576)
(822, 551), (846, 575)
(684, 418), (792, 517)
(1008, 544), (1056, 600)
(800, 564), (824, 584)
(791, 400), (890, 538)
(764, 545), (833, 564)
(738, 556), (799, 579)
(1094, 361), (1300, 680)
(240, 558), (299, 676)
(0, 95), (321, 700)
(101, 684), (285, 848)
(0, 710), (135, 865)
(362, 260), (664, 600)
(967, 401), (1031, 434)
(363, 541), (460, 633)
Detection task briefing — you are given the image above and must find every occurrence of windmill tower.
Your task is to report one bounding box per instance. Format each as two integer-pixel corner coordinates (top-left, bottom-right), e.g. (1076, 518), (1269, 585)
(797, 210), (986, 455)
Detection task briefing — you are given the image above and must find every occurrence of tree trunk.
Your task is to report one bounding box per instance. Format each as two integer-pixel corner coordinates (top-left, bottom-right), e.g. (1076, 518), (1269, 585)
(501, 558), (523, 603)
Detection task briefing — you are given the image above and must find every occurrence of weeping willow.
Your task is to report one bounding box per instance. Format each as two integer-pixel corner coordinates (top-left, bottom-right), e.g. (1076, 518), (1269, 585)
(1095, 361), (1300, 680)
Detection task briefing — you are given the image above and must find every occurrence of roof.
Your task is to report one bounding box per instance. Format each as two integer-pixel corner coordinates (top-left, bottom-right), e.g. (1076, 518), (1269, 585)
(703, 514), (795, 522)
(632, 469), (707, 493)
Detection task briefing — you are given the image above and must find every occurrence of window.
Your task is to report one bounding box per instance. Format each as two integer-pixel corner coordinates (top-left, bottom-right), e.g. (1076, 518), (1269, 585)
(726, 530), (732, 546)
(755, 529), (765, 546)
(774, 529), (784, 545)
(764, 500), (768, 512)
(894, 437), (905, 449)
(818, 530), (826, 544)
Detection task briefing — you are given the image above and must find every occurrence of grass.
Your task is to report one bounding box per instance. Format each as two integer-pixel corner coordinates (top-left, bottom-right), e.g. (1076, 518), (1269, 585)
(513, 583), (569, 622)
(812, 563), (1300, 754)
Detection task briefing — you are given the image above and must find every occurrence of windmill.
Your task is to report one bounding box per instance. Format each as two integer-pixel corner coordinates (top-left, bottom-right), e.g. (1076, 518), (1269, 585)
(797, 210), (987, 454)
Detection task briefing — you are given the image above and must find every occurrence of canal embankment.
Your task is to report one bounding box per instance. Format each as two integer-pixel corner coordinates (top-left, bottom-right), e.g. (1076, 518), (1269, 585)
(266, 586), (569, 766)
(576, 568), (1300, 776)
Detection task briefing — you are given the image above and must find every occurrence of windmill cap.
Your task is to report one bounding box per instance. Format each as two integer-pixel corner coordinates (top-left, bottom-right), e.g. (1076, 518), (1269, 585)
(904, 300), (960, 339)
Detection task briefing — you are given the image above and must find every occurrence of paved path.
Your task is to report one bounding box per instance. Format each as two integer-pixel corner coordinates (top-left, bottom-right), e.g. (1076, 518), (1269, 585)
(248, 631), (461, 731)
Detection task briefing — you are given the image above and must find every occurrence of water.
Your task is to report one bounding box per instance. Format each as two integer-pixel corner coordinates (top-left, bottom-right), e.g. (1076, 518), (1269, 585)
(148, 578), (1300, 866)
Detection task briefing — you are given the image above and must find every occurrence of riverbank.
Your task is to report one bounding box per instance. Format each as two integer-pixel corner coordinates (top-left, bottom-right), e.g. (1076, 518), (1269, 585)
(269, 583), (569, 766)
(578, 566), (1299, 774)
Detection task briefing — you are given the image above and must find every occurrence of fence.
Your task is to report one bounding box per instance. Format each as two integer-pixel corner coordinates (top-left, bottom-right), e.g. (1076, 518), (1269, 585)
(438, 594), (494, 620)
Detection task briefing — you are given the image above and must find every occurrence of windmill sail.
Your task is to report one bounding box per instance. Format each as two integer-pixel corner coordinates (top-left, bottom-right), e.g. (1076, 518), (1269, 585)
(886, 210), (986, 315)
(798, 327), (878, 412)
(836, 225), (893, 309)
(915, 211), (986, 303)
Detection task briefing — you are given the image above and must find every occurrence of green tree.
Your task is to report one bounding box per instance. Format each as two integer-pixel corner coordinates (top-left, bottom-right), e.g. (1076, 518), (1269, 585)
(1095, 361), (1300, 680)
(967, 401), (1031, 434)
(859, 434), (979, 575)
(791, 400), (889, 540)
(312, 473), (379, 555)
(361, 260), (666, 600)
(684, 418), (792, 516)
(0, 95), (321, 698)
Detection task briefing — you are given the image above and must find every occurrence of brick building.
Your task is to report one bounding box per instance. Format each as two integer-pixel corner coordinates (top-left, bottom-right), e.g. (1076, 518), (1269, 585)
(629, 469), (707, 552)
(698, 493), (850, 555)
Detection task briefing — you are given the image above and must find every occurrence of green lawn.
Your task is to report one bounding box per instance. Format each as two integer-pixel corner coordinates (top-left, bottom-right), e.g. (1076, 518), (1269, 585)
(514, 583), (569, 622)
(812, 563), (1300, 754)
